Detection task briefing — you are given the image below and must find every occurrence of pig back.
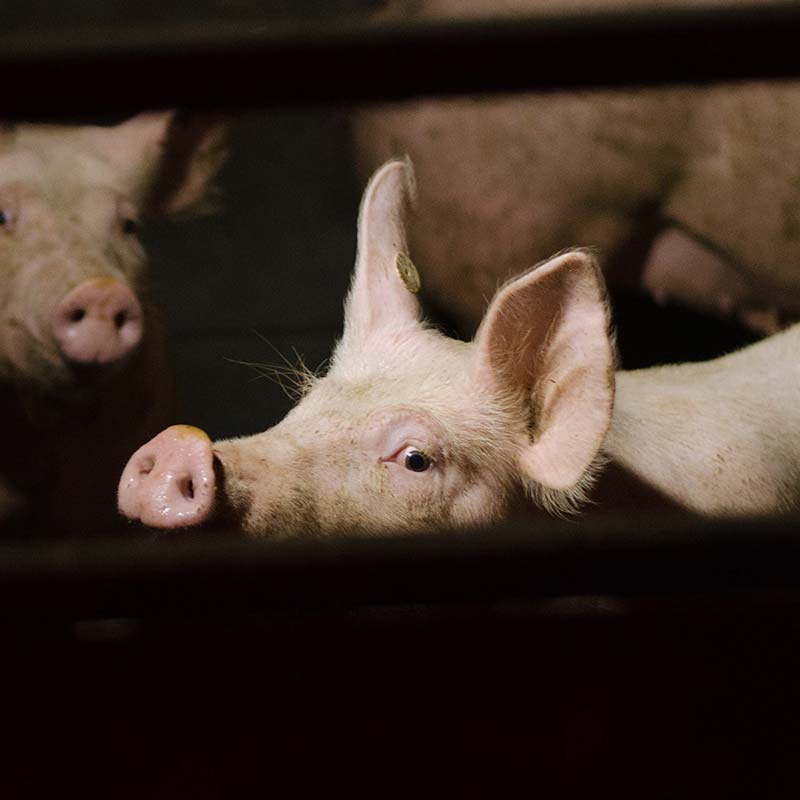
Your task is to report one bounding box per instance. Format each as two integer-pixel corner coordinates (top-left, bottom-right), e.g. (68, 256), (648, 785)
(355, 3), (800, 331)
(353, 88), (693, 331)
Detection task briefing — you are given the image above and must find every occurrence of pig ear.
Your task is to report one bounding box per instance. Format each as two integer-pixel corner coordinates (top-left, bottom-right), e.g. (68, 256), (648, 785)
(83, 110), (227, 215)
(82, 111), (174, 197)
(342, 158), (422, 342)
(475, 250), (614, 504)
(144, 111), (228, 216)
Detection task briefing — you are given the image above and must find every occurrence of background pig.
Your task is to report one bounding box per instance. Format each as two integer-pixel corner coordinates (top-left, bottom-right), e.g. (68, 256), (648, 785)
(0, 111), (226, 535)
(118, 159), (800, 537)
(353, 1), (800, 335)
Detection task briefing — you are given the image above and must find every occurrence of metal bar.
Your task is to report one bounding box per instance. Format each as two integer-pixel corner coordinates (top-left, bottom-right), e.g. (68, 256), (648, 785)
(0, 516), (799, 620)
(2, 3), (800, 116)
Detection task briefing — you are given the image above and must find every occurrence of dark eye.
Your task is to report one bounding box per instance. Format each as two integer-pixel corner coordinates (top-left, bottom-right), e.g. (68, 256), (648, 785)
(404, 448), (432, 472)
(0, 211), (6, 226)
(121, 217), (139, 235)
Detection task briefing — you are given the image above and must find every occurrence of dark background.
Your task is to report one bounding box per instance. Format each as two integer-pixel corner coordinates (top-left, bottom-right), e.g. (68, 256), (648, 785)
(146, 106), (363, 440)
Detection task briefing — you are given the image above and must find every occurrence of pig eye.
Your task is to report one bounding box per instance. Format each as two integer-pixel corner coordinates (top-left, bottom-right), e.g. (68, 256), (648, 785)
(403, 447), (432, 473)
(0, 209), (15, 232)
(121, 217), (139, 235)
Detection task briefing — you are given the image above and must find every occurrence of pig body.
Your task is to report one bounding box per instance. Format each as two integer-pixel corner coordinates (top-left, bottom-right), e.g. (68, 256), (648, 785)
(609, 323), (800, 516)
(119, 159), (800, 537)
(0, 113), (225, 534)
(354, 5), (800, 334)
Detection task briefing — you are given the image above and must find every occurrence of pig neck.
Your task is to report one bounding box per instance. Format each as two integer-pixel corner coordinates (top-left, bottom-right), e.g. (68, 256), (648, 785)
(603, 325), (800, 517)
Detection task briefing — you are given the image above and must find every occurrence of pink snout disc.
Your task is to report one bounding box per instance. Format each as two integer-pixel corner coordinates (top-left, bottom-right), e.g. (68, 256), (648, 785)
(118, 425), (216, 529)
(52, 277), (143, 365)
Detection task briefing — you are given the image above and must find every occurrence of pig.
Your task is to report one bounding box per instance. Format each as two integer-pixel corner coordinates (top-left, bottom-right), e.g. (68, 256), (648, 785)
(0, 111), (226, 534)
(353, 1), (800, 335)
(118, 159), (800, 537)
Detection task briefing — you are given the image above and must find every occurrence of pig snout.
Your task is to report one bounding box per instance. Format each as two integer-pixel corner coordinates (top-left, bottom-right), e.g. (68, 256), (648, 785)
(52, 277), (143, 365)
(118, 425), (216, 529)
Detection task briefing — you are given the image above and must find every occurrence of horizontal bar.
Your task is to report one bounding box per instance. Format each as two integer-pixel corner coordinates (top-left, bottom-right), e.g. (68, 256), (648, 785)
(2, 3), (800, 116)
(1, 515), (800, 620)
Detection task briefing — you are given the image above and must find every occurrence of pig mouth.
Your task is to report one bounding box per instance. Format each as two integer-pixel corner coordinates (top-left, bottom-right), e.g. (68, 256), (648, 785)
(0, 347), (140, 414)
(1, 316), (131, 394)
(18, 351), (133, 397)
(206, 450), (243, 530)
(66, 351), (137, 387)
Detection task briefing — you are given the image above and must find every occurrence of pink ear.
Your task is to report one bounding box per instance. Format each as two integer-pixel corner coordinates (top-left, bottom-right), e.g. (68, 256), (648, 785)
(83, 111), (174, 184)
(342, 158), (422, 343)
(82, 111), (227, 215)
(475, 250), (614, 492)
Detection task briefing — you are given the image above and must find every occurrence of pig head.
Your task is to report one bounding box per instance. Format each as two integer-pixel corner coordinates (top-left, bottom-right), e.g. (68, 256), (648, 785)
(119, 159), (615, 536)
(0, 111), (226, 533)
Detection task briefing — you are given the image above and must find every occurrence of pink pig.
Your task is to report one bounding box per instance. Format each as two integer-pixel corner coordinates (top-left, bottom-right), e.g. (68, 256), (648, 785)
(0, 111), (225, 534)
(119, 159), (800, 536)
(354, 0), (800, 335)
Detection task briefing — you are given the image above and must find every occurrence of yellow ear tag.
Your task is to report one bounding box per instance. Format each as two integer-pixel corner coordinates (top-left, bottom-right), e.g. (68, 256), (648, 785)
(396, 252), (421, 295)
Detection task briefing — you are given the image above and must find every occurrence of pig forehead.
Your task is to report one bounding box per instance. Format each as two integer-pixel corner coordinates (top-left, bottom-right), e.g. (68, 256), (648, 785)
(0, 146), (125, 199)
(0, 152), (45, 186)
(333, 330), (473, 385)
(0, 173), (122, 225)
(290, 374), (469, 432)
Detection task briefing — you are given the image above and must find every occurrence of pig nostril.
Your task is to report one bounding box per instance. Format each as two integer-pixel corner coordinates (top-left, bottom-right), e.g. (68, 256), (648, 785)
(114, 310), (127, 329)
(70, 308), (86, 324)
(180, 477), (195, 501)
(138, 457), (154, 477)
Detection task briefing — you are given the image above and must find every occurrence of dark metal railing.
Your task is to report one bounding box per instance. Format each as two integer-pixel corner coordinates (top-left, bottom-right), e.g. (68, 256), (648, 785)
(2, 2), (800, 115)
(0, 515), (798, 620)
